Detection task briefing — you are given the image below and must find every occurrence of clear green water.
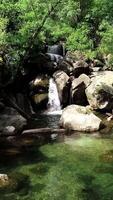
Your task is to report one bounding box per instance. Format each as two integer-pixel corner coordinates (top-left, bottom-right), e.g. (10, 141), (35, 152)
(1, 133), (113, 200)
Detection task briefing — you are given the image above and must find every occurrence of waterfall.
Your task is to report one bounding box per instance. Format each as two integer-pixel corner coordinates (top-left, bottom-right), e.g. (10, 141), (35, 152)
(46, 53), (63, 63)
(47, 78), (62, 114)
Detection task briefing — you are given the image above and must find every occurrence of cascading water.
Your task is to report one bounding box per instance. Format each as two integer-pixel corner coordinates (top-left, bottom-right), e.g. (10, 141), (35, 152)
(47, 78), (62, 114)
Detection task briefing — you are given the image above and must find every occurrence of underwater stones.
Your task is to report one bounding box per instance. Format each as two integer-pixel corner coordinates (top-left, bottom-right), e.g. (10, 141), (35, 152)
(60, 105), (102, 132)
(0, 174), (9, 187)
(86, 71), (113, 111)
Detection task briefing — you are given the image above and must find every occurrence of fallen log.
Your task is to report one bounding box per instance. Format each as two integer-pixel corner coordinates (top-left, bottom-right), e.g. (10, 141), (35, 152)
(21, 128), (66, 136)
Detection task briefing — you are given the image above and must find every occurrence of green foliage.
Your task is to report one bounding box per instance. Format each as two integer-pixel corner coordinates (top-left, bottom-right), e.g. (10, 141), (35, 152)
(98, 21), (113, 54)
(1, 0), (113, 74)
(0, 17), (8, 48)
(66, 24), (93, 51)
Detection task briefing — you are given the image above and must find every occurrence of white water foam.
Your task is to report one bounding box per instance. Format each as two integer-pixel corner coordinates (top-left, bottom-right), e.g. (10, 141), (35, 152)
(46, 78), (62, 115)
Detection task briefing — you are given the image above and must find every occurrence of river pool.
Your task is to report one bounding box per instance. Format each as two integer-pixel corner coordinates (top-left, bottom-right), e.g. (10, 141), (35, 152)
(0, 115), (113, 200)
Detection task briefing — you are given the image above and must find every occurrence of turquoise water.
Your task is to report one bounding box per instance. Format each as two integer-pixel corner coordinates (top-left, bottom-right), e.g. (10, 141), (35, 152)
(1, 132), (113, 200)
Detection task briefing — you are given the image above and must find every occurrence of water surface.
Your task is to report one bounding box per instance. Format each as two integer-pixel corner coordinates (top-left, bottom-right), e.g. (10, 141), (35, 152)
(1, 131), (113, 200)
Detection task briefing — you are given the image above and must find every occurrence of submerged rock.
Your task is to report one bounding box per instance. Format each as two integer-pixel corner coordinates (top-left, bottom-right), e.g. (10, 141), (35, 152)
(86, 71), (113, 111)
(60, 105), (102, 132)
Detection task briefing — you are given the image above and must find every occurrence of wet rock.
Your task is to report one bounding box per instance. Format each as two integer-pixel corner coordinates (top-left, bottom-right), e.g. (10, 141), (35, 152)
(29, 75), (49, 91)
(0, 102), (5, 111)
(0, 174), (9, 187)
(86, 71), (113, 111)
(32, 93), (48, 107)
(0, 107), (27, 136)
(46, 53), (63, 63)
(53, 70), (69, 105)
(71, 74), (91, 105)
(15, 93), (34, 115)
(60, 105), (102, 132)
(47, 44), (65, 56)
(3, 126), (16, 136)
(29, 75), (49, 109)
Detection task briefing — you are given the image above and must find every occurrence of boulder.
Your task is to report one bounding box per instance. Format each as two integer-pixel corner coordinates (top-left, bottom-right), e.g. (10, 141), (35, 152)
(85, 71), (113, 111)
(71, 74), (91, 105)
(15, 93), (34, 115)
(3, 126), (16, 136)
(0, 174), (9, 187)
(73, 60), (90, 77)
(46, 53), (63, 63)
(60, 105), (102, 132)
(65, 51), (84, 63)
(32, 93), (48, 107)
(29, 75), (49, 91)
(29, 75), (49, 109)
(0, 107), (27, 136)
(58, 60), (74, 75)
(53, 70), (69, 105)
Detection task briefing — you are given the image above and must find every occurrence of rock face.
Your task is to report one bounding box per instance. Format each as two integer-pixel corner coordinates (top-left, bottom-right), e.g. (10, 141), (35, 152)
(71, 74), (91, 105)
(53, 70), (69, 106)
(0, 107), (27, 136)
(15, 93), (34, 115)
(86, 71), (113, 111)
(29, 75), (49, 109)
(60, 105), (102, 132)
(0, 174), (9, 187)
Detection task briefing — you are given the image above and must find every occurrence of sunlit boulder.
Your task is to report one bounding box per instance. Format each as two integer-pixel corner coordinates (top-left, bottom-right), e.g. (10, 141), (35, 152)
(60, 105), (102, 132)
(86, 71), (113, 111)
(53, 70), (69, 106)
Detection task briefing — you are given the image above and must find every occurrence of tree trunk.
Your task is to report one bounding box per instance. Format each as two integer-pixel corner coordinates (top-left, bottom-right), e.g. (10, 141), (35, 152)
(22, 128), (66, 136)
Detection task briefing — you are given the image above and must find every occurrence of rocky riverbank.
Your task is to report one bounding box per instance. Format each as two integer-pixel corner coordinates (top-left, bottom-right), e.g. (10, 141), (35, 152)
(1, 49), (113, 136)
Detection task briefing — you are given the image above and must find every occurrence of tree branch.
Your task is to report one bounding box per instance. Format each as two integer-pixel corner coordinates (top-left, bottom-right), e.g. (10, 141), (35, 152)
(21, 0), (61, 65)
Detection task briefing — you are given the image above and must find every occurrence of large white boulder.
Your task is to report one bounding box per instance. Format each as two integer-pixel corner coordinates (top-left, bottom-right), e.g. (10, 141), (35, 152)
(60, 105), (102, 132)
(85, 71), (113, 111)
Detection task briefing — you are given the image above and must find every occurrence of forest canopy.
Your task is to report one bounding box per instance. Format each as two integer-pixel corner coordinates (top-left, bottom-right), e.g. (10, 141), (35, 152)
(1, 0), (113, 72)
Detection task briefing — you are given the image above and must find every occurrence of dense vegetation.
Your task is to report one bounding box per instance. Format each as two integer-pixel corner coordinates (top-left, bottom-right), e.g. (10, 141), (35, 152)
(1, 0), (113, 78)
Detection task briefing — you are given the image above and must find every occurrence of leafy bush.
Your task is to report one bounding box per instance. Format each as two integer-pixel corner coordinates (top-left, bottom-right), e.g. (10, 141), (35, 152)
(66, 24), (93, 52)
